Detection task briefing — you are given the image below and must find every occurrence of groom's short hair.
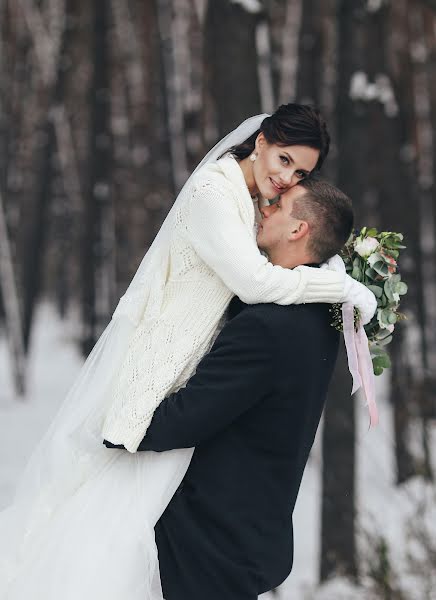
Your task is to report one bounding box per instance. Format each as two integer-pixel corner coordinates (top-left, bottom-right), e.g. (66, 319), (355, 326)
(293, 178), (354, 263)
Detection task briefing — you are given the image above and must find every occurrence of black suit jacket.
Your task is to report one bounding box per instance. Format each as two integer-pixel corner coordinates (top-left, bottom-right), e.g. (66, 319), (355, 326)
(107, 298), (339, 599)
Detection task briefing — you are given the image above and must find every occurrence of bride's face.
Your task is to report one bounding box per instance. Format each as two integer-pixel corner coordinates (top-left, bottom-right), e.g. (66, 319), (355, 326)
(252, 134), (319, 200)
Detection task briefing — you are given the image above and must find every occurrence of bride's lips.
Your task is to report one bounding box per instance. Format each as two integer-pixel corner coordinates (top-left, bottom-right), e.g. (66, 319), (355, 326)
(270, 178), (285, 193)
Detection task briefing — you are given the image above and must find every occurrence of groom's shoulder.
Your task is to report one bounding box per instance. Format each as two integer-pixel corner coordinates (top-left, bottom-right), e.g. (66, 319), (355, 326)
(231, 300), (336, 342)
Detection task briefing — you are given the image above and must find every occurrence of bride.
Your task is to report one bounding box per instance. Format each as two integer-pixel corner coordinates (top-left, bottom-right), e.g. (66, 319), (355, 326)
(0, 104), (375, 599)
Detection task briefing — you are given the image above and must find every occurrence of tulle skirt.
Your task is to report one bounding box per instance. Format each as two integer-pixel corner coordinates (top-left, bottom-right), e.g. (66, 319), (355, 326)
(0, 316), (194, 599)
(0, 446), (193, 599)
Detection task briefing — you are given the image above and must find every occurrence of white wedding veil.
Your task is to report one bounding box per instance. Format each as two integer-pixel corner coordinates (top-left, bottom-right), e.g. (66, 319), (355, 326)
(113, 113), (269, 326)
(0, 114), (269, 599)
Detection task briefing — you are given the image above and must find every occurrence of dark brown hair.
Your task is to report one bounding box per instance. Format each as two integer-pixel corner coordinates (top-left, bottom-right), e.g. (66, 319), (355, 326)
(224, 104), (330, 172)
(293, 178), (354, 263)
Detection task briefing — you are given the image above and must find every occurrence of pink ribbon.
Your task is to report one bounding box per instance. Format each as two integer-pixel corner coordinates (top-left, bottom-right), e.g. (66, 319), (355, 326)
(342, 302), (379, 427)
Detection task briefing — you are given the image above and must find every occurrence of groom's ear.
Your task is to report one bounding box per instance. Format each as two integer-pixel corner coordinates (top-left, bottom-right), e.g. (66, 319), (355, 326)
(288, 220), (309, 241)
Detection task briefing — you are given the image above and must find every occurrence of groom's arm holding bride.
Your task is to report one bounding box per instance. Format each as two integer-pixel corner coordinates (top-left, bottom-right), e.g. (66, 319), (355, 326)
(106, 305), (276, 452)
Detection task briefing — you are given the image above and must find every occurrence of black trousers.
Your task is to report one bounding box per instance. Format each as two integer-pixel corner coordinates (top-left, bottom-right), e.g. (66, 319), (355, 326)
(154, 518), (259, 600)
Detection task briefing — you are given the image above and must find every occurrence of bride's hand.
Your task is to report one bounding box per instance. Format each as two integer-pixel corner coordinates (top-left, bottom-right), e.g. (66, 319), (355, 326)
(321, 254), (377, 325)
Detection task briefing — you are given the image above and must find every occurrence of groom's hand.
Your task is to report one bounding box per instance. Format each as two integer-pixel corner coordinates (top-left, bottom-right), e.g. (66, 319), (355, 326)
(103, 439), (126, 450)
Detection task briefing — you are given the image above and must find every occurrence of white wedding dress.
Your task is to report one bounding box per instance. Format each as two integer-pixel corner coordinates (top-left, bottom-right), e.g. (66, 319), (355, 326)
(0, 116), (270, 600)
(0, 112), (374, 599)
(0, 313), (195, 599)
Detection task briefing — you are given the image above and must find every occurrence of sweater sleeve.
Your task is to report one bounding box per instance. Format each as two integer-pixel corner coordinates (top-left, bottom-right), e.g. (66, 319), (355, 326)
(186, 179), (345, 306)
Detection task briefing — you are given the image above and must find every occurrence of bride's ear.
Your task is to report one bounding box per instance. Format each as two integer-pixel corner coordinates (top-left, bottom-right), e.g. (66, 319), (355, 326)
(255, 132), (266, 153)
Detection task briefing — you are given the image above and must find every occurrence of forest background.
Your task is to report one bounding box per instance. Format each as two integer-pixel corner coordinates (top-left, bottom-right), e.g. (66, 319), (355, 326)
(1, 0), (436, 598)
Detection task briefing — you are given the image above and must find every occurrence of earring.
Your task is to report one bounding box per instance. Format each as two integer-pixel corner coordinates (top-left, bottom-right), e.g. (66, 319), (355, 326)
(250, 153), (257, 162)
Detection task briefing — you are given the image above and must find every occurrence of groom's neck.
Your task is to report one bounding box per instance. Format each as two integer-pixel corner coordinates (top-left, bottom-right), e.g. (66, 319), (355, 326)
(267, 250), (316, 270)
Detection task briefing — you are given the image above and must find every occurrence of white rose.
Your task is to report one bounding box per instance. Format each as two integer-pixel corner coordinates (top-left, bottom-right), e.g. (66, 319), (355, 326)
(354, 236), (379, 258)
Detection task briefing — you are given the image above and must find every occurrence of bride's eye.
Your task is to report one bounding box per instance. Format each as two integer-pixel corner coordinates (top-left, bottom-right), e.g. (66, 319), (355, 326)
(280, 155), (289, 165)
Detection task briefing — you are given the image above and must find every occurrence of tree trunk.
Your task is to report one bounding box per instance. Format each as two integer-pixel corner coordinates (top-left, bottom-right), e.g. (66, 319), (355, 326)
(204, 0), (262, 137)
(320, 340), (357, 580)
(320, 0), (370, 582)
(51, 0), (82, 319)
(409, 3), (436, 480)
(0, 191), (26, 396)
(156, 0), (189, 192)
(381, 0), (421, 483)
(110, 0), (173, 303)
(296, 0), (324, 106)
(14, 0), (70, 350)
(81, 0), (113, 355)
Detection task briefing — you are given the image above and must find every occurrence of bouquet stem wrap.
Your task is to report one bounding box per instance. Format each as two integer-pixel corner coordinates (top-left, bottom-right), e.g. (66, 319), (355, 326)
(342, 302), (379, 427)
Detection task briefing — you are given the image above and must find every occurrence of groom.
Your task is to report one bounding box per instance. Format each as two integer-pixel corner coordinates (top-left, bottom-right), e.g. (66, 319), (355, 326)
(105, 178), (354, 599)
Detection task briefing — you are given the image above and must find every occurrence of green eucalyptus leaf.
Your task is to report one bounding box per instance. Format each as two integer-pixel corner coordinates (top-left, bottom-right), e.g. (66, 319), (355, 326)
(370, 345), (388, 356)
(367, 284), (383, 298)
(387, 312), (397, 324)
(376, 328), (392, 340)
(384, 281), (394, 302)
(373, 353), (392, 369)
(396, 282), (408, 295)
(378, 335), (393, 346)
(373, 262), (389, 277)
(379, 295), (389, 308)
(372, 355), (391, 375)
(352, 266), (361, 280)
(379, 308), (392, 324)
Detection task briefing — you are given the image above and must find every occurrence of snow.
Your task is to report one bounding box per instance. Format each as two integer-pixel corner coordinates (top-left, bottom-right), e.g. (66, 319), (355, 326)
(230, 0), (263, 14)
(349, 71), (398, 117)
(1, 302), (435, 598)
(0, 302), (83, 509)
(312, 577), (368, 599)
(366, 0), (384, 13)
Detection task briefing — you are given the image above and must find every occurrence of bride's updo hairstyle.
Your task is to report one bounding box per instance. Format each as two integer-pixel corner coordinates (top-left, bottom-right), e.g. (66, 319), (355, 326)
(225, 103), (330, 171)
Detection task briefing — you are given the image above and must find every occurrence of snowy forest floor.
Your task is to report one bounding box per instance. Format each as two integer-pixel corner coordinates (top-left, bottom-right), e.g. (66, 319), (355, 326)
(1, 302), (435, 599)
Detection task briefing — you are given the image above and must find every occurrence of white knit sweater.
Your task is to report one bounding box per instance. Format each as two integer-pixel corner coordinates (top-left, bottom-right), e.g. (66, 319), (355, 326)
(102, 155), (345, 452)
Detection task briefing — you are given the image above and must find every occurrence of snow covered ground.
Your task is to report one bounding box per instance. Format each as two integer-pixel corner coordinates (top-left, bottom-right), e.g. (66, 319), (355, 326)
(1, 302), (435, 599)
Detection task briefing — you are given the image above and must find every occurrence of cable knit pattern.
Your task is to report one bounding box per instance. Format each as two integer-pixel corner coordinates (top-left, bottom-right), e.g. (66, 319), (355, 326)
(102, 155), (345, 452)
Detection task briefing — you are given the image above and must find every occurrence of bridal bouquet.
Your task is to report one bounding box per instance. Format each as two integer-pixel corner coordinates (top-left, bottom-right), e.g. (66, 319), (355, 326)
(331, 227), (408, 375)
